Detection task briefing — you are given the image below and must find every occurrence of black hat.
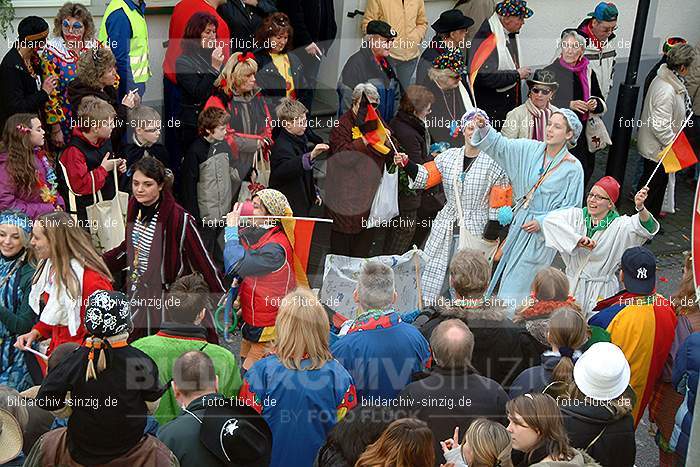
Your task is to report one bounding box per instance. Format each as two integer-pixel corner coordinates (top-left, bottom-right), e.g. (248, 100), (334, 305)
(621, 246), (656, 295)
(527, 69), (559, 90)
(200, 398), (272, 467)
(17, 16), (49, 42)
(366, 20), (397, 40)
(431, 9), (475, 34)
(84, 290), (133, 337)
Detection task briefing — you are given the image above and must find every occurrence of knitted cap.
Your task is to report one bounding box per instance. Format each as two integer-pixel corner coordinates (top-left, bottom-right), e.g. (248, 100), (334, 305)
(0, 210), (31, 235)
(254, 189), (292, 217)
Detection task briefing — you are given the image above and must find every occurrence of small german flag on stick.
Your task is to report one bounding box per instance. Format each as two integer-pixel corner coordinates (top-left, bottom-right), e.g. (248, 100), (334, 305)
(644, 114), (697, 187)
(351, 93), (393, 155)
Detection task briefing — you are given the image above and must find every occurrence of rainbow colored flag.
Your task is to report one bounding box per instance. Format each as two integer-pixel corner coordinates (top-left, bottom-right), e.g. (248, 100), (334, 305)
(661, 129), (698, 173)
(469, 33), (497, 88)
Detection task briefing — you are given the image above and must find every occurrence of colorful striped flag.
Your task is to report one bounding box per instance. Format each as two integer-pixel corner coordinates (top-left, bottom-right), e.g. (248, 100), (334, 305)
(280, 218), (317, 288)
(352, 94), (392, 155)
(661, 129), (698, 173)
(469, 33), (497, 89)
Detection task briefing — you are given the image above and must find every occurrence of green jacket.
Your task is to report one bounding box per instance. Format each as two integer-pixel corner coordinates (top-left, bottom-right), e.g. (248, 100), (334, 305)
(132, 323), (242, 424)
(0, 260), (35, 335)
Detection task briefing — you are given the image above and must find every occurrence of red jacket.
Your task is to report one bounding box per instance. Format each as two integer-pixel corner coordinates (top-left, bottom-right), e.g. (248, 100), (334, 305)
(102, 190), (224, 342)
(163, 0), (230, 83)
(60, 127), (110, 195)
(33, 267), (113, 357)
(239, 227), (296, 327)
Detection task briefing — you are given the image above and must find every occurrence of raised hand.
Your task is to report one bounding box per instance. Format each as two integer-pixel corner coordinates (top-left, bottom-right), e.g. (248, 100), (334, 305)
(440, 426), (460, 454)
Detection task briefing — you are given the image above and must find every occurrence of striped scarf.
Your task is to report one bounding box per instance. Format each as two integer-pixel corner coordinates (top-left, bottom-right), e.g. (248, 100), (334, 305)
(525, 99), (552, 141)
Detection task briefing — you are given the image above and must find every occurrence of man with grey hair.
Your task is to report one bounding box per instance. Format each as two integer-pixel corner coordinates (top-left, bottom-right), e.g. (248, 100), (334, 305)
(337, 20), (402, 122)
(399, 319), (508, 460)
(332, 262), (431, 401)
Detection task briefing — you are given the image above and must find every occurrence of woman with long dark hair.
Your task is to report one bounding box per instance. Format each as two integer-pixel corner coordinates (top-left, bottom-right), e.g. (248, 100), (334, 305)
(0, 114), (64, 217)
(103, 156), (224, 341)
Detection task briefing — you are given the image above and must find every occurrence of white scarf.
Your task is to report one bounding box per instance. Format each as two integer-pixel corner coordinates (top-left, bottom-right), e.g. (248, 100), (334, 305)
(29, 259), (84, 336)
(488, 14), (518, 92)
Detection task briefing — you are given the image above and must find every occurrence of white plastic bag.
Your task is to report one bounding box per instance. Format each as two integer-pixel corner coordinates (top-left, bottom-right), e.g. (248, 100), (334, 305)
(366, 163), (399, 229)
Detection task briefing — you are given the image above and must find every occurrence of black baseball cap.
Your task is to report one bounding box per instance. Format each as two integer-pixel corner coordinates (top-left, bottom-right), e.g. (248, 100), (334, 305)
(621, 246), (656, 295)
(366, 20), (398, 40)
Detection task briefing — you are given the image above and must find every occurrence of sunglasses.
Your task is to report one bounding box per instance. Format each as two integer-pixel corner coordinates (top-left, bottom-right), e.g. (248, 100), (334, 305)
(62, 20), (84, 30)
(531, 88), (552, 95)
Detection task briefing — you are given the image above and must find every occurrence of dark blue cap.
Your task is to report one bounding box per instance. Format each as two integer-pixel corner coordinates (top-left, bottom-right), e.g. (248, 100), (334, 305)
(621, 246), (656, 295)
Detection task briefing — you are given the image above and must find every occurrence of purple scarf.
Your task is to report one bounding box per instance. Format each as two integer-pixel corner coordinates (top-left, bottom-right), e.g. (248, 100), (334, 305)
(559, 56), (591, 120)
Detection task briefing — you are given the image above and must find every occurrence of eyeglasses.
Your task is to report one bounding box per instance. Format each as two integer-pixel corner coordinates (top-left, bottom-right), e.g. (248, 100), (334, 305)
(142, 128), (161, 133)
(62, 20), (84, 31)
(531, 88), (552, 95)
(587, 193), (610, 201)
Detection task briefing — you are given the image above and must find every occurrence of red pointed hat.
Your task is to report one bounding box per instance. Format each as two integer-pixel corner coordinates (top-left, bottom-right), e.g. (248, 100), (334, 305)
(594, 176), (620, 204)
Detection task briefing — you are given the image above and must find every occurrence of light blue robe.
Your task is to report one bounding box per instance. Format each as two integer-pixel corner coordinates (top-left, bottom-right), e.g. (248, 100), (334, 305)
(471, 126), (584, 308)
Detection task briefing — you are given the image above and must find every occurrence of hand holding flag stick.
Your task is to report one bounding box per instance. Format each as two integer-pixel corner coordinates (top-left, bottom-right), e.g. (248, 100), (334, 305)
(643, 113), (697, 187)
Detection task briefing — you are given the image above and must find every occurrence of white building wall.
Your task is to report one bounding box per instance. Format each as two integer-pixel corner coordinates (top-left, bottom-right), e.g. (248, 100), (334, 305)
(4, 0), (700, 114)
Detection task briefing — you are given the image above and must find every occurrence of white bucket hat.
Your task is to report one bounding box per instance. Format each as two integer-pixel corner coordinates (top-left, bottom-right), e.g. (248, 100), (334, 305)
(0, 408), (23, 464)
(573, 342), (631, 401)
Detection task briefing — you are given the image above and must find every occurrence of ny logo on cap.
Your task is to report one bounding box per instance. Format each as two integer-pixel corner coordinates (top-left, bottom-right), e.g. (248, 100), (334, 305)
(637, 267), (647, 279)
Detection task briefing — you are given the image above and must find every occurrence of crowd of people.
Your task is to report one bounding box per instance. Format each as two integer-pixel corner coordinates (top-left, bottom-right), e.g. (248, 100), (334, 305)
(0, 0), (698, 466)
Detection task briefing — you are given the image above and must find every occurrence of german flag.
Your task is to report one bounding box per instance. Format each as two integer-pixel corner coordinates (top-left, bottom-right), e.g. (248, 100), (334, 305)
(469, 33), (497, 89)
(280, 217), (316, 288)
(351, 94), (392, 155)
(661, 129), (698, 173)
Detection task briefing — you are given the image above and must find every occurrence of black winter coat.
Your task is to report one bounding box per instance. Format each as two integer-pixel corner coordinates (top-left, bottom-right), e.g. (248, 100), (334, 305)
(419, 305), (544, 389)
(217, 0), (276, 52)
(561, 401), (636, 467)
(389, 110), (444, 213)
(542, 59), (605, 125)
(254, 50), (305, 111)
(277, 0), (337, 51)
(471, 19), (521, 126)
(425, 79), (467, 149)
(400, 366), (509, 466)
(509, 352), (570, 399)
(0, 48), (49, 131)
(176, 48), (220, 129)
(158, 393), (232, 466)
(416, 39), (447, 87)
(269, 128), (316, 216)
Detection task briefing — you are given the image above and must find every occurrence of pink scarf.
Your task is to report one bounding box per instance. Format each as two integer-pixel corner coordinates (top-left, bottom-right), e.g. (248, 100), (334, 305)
(525, 99), (551, 141)
(559, 56), (591, 120)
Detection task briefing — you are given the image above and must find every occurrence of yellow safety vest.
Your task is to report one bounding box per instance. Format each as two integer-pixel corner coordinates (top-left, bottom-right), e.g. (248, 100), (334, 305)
(98, 0), (151, 83)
